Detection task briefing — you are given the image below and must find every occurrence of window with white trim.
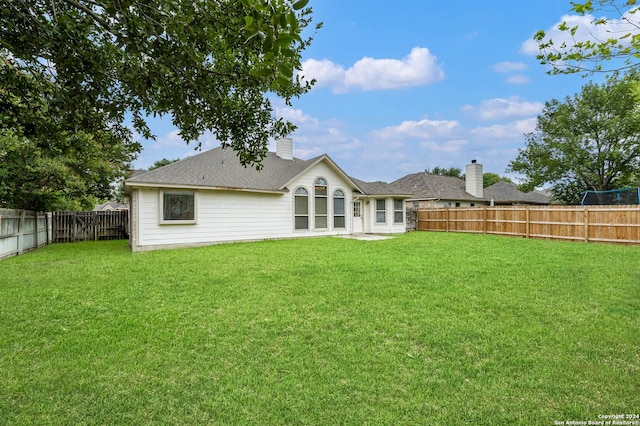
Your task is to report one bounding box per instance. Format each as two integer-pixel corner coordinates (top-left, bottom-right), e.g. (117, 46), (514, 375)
(353, 201), (361, 217)
(160, 191), (196, 224)
(376, 199), (386, 223)
(394, 199), (404, 224)
(294, 187), (309, 230)
(333, 190), (345, 228)
(314, 178), (327, 229)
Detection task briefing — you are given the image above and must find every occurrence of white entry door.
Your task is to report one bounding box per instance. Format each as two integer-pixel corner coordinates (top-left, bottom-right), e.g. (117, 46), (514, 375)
(352, 201), (363, 233)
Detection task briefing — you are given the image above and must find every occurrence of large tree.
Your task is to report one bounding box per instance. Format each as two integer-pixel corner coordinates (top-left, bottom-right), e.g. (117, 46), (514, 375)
(508, 73), (640, 204)
(535, 1), (640, 75)
(1, 0), (317, 209)
(1, 61), (140, 211)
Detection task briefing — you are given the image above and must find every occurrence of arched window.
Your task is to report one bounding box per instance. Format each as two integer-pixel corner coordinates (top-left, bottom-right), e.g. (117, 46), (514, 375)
(314, 178), (327, 229)
(333, 190), (345, 228)
(294, 187), (309, 230)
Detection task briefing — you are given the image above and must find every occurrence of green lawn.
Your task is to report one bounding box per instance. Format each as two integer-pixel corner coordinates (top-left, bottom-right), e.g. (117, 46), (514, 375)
(1, 232), (638, 425)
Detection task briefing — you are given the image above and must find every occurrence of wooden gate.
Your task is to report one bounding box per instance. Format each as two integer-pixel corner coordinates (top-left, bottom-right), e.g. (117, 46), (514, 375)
(52, 211), (128, 243)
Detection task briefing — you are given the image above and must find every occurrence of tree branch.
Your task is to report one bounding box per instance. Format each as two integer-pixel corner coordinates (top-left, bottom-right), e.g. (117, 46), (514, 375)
(59, 0), (114, 33)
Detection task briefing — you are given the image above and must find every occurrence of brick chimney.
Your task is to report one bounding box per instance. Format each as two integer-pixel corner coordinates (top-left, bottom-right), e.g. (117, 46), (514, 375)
(276, 137), (294, 160)
(465, 159), (483, 198)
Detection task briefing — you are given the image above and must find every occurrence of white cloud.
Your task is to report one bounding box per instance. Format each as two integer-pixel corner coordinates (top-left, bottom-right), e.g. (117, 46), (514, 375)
(299, 47), (445, 93)
(506, 74), (531, 85)
(461, 97), (543, 121)
(471, 118), (537, 140)
(297, 59), (346, 92)
(276, 106), (319, 129)
(371, 118), (463, 141)
(274, 105), (363, 158)
(355, 112), (540, 181)
(492, 61), (527, 73)
(521, 12), (640, 56)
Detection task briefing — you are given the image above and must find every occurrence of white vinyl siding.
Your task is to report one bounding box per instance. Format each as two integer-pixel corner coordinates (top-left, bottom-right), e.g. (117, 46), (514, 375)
(137, 189), (292, 247)
(131, 161), (357, 251)
(363, 197), (407, 235)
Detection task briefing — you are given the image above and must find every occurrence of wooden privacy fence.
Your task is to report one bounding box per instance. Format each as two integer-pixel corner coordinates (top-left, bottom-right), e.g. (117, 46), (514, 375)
(417, 205), (640, 245)
(52, 211), (128, 243)
(0, 209), (51, 260)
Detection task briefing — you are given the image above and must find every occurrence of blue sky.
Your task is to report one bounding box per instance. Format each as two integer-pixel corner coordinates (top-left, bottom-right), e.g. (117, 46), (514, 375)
(133, 0), (613, 183)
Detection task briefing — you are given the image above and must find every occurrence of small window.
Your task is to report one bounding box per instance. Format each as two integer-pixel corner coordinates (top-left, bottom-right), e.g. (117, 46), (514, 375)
(394, 199), (403, 224)
(455, 202), (461, 208)
(161, 191), (196, 224)
(333, 190), (345, 228)
(353, 201), (361, 218)
(315, 178), (327, 229)
(470, 203), (475, 207)
(294, 187), (309, 230)
(376, 199), (386, 223)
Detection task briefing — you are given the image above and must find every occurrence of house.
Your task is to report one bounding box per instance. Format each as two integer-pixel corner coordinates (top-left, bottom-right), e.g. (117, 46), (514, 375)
(483, 181), (550, 205)
(392, 160), (487, 208)
(93, 201), (129, 211)
(124, 138), (411, 252)
(392, 160), (550, 208)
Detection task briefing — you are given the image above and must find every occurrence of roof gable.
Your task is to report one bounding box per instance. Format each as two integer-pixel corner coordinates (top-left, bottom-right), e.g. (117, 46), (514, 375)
(280, 154), (364, 193)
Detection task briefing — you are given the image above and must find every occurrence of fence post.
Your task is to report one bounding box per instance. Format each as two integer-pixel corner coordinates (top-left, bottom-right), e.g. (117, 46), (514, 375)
(35, 211), (39, 248)
(46, 212), (50, 245)
(482, 207), (487, 234)
(94, 211), (99, 241)
(446, 208), (450, 232)
(17, 210), (26, 255)
(584, 206), (589, 243)
(525, 207), (530, 239)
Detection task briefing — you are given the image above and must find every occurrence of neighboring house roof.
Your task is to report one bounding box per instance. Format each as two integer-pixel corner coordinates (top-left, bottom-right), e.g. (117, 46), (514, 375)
(125, 146), (409, 197)
(94, 201), (128, 211)
(390, 172), (486, 202)
(483, 181), (550, 205)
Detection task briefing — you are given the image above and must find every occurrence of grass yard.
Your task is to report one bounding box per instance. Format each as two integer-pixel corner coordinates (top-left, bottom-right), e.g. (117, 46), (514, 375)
(1, 232), (639, 425)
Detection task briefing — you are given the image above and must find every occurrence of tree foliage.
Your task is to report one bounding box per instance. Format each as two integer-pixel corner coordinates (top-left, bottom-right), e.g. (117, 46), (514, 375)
(1, 0), (317, 170)
(508, 72), (640, 204)
(0, 60), (140, 211)
(427, 166), (464, 179)
(483, 173), (513, 188)
(535, 1), (640, 74)
(148, 158), (180, 171)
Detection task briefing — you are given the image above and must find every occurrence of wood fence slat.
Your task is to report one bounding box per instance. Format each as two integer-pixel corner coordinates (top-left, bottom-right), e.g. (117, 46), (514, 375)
(417, 205), (640, 245)
(52, 210), (128, 243)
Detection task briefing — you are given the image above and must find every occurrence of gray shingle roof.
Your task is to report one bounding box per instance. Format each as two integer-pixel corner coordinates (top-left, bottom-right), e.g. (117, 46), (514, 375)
(350, 177), (413, 197)
(125, 146), (409, 197)
(484, 181), (550, 205)
(126, 147), (326, 192)
(390, 172), (486, 202)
